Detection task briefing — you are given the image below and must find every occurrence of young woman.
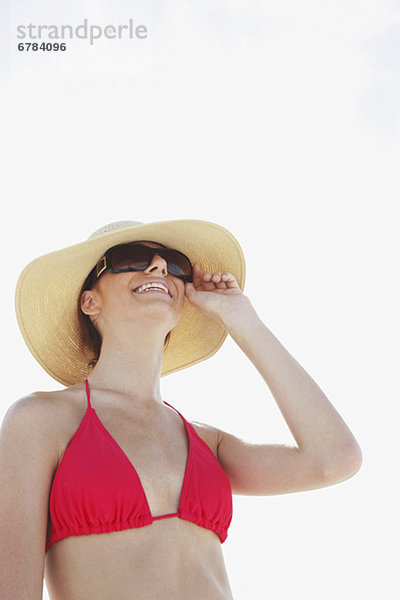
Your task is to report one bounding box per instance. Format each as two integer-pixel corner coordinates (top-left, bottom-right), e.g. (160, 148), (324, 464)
(1, 219), (362, 599)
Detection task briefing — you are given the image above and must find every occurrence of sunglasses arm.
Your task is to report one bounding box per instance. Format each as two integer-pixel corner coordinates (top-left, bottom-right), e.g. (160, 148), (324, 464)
(96, 256), (108, 278)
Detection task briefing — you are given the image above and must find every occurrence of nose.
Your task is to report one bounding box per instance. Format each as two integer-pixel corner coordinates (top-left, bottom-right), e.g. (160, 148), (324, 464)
(145, 253), (168, 276)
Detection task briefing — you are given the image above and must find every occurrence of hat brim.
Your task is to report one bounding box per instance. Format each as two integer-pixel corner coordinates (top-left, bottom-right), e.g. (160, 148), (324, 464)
(15, 219), (246, 386)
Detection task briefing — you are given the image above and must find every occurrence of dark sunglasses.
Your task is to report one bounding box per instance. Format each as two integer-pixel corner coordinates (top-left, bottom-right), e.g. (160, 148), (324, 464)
(94, 242), (193, 282)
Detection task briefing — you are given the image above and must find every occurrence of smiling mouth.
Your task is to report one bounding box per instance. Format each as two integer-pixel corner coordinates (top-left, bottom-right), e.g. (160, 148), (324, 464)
(132, 281), (171, 295)
(133, 289), (170, 295)
(132, 288), (172, 298)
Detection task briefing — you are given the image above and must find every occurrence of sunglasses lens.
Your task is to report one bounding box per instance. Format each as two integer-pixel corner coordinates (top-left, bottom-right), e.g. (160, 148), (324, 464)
(162, 249), (192, 278)
(110, 245), (150, 270)
(109, 245), (192, 279)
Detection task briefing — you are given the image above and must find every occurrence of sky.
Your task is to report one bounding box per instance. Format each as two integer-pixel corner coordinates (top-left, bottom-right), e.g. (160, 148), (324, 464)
(1, 1), (399, 598)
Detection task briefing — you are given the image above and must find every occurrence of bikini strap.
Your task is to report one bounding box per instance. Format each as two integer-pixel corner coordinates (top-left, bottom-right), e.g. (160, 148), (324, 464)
(163, 400), (187, 423)
(84, 378), (92, 410)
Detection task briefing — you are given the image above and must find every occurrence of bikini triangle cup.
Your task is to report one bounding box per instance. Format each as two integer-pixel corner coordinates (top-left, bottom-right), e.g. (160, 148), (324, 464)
(45, 380), (233, 551)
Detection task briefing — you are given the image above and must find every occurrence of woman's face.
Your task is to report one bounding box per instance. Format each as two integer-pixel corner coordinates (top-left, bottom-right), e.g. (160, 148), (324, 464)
(81, 241), (187, 335)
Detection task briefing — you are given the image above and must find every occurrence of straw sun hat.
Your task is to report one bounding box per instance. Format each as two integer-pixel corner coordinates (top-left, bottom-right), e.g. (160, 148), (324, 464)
(15, 219), (246, 386)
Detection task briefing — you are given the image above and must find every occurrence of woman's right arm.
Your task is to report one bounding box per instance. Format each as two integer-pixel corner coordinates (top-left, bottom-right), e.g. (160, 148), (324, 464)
(0, 394), (58, 600)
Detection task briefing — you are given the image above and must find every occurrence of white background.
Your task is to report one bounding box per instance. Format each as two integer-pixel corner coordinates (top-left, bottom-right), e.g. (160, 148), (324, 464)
(1, 1), (399, 598)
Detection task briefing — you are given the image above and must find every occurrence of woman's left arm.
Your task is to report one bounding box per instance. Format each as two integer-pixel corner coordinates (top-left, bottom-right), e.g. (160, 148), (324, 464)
(185, 265), (363, 495)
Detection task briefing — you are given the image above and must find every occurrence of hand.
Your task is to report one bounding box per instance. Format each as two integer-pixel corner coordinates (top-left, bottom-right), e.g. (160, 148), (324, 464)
(184, 263), (252, 326)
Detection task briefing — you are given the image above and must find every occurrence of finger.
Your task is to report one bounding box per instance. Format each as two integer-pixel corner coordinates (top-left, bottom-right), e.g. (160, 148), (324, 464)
(191, 265), (215, 291)
(212, 272), (227, 289)
(221, 272), (240, 288)
(200, 270), (217, 291)
(191, 263), (203, 288)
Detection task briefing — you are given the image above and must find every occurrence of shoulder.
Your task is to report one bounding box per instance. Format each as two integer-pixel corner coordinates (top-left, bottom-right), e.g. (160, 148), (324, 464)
(2, 390), (59, 431)
(1, 386), (84, 453)
(3, 386), (77, 423)
(0, 391), (67, 483)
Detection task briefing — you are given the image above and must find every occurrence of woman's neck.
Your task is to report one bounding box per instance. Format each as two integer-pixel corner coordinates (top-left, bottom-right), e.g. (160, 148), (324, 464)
(86, 327), (166, 408)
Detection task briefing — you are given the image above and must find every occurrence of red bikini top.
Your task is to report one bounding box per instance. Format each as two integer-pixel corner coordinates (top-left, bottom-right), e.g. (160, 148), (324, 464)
(46, 380), (233, 552)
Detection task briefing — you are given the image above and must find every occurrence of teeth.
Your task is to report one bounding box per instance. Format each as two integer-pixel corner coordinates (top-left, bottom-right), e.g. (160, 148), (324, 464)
(135, 282), (169, 294)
